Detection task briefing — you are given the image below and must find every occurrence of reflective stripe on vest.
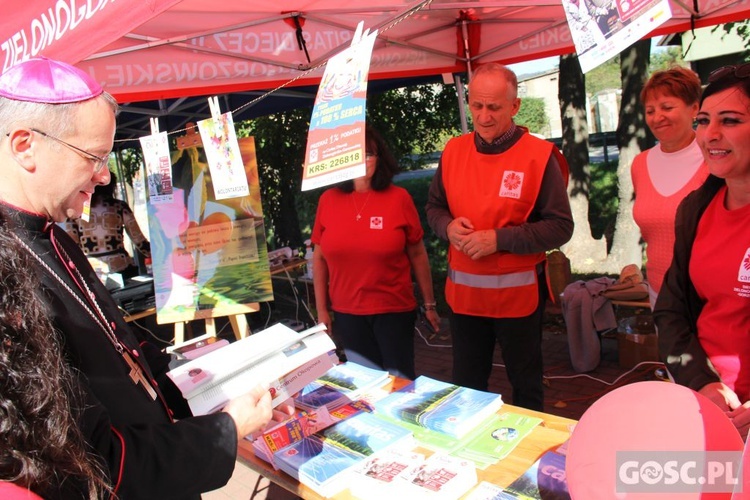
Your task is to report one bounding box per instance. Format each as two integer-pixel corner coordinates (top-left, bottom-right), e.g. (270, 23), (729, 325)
(448, 267), (537, 289)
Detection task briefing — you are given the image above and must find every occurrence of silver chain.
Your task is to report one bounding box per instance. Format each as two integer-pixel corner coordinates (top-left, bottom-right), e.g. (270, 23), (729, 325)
(11, 232), (124, 354)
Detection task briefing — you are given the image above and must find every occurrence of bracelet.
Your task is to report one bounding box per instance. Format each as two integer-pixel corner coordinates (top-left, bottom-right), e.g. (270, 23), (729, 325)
(423, 303), (436, 311)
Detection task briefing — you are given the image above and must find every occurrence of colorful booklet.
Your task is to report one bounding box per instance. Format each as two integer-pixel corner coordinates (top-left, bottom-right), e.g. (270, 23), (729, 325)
(374, 376), (504, 439)
(251, 407), (336, 469)
(274, 411), (414, 498)
(452, 412), (543, 469)
(295, 361), (390, 411)
(349, 449), (426, 500)
(400, 452), (478, 499)
(499, 450), (570, 500)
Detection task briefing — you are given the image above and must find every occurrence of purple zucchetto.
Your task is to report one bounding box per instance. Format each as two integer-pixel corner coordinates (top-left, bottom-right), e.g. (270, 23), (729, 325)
(0, 57), (102, 104)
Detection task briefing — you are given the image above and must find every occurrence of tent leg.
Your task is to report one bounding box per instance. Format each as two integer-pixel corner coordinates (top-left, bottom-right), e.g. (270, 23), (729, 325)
(455, 73), (469, 135)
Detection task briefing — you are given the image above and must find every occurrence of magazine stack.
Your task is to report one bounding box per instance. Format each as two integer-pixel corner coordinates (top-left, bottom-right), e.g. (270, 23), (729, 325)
(295, 361), (390, 412)
(374, 376), (504, 439)
(273, 411), (414, 497)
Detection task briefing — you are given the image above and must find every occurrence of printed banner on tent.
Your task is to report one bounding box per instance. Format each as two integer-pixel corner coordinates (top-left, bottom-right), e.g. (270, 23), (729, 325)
(563, 0), (672, 73)
(300, 24), (377, 191)
(197, 112), (250, 200)
(139, 131), (174, 205)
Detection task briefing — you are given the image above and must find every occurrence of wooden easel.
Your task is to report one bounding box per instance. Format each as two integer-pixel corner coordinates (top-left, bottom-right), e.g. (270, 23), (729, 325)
(173, 305), (259, 346)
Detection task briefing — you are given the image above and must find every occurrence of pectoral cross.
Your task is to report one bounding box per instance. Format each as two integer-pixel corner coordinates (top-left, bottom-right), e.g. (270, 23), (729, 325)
(123, 350), (158, 400)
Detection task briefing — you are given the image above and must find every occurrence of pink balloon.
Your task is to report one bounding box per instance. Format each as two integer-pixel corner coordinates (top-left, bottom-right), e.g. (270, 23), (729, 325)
(567, 381), (743, 500)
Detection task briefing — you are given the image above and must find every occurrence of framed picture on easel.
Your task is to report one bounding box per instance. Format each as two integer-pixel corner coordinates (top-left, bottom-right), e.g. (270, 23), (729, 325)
(143, 128), (273, 327)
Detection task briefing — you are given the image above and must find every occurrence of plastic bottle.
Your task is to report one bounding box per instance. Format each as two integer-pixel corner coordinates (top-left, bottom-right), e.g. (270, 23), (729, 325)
(304, 239), (314, 279)
(144, 257), (153, 275)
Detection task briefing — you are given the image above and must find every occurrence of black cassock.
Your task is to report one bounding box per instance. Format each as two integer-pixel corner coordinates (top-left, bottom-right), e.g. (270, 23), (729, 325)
(5, 205), (238, 500)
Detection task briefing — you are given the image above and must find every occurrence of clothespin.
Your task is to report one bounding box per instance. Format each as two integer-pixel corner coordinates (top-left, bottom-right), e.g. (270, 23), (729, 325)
(345, 22), (368, 63)
(207, 96), (221, 119)
(149, 117), (160, 135)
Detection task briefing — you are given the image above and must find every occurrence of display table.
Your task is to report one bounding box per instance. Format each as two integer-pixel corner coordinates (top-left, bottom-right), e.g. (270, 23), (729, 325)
(236, 376), (575, 499)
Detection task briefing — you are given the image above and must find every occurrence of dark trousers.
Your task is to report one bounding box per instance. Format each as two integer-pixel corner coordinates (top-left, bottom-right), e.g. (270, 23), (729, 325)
(450, 281), (546, 411)
(333, 309), (417, 380)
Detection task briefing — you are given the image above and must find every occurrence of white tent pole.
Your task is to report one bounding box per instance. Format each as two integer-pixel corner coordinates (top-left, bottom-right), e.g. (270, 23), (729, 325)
(455, 74), (469, 135)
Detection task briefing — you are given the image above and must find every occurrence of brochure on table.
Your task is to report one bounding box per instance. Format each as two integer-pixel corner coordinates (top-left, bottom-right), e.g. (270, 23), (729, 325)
(374, 375), (504, 439)
(274, 411), (415, 498)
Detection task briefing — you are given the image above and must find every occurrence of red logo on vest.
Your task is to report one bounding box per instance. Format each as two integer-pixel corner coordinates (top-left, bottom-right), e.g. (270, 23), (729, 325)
(499, 171), (524, 199)
(370, 217), (383, 229)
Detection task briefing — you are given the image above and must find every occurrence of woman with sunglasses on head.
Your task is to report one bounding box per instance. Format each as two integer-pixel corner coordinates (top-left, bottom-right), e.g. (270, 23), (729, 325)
(631, 66), (709, 299)
(311, 124), (441, 380)
(655, 63), (750, 438)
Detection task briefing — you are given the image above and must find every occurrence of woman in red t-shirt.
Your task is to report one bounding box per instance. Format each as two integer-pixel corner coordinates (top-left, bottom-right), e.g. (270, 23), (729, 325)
(655, 63), (750, 439)
(311, 125), (440, 379)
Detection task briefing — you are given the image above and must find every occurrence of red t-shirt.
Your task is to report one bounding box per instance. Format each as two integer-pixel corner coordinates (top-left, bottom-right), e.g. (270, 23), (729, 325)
(311, 185), (424, 314)
(0, 482), (43, 500)
(690, 185), (750, 400)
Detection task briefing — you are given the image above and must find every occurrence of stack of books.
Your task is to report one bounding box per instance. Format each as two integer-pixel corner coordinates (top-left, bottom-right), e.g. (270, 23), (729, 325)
(273, 411), (415, 497)
(374, 376), (504, 439)
(295, 362), (390, 412)
(251, 407), (336, 469)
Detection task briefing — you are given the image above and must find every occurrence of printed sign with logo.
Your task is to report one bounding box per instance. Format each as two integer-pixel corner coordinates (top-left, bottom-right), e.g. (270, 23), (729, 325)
(301, 22), (377, 191)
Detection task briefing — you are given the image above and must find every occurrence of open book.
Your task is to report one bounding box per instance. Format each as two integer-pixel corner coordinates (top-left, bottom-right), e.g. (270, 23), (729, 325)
(167, 323), (337, 415)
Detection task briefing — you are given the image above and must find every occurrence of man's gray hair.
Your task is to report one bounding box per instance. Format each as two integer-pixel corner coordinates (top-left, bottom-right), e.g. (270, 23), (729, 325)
(470, 63), (519, 100)
(0, 91), (118, 139)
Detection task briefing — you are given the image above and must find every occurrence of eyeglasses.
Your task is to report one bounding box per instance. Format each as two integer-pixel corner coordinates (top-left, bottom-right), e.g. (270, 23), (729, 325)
(708, 63), (750, 83)
(31, 128), (110, 173)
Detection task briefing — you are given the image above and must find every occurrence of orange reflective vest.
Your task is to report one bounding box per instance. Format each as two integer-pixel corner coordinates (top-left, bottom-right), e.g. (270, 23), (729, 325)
(442, 132), (553, 318)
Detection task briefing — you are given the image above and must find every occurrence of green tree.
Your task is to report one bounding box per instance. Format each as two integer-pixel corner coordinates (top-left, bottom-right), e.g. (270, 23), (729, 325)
(605, 38), (653, 273)
(649, 46), (686, 72)
(559, 53), (609, 272)
(585, 55), (621, 96)
(239, 108), (312, 251)
(366, 83), (461, 170)
(515, 97), (549, 135)
(716, 21), (750, 60)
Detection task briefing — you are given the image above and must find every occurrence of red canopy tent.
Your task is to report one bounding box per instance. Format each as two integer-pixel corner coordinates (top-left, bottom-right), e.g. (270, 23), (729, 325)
(3, 0), (750, 104)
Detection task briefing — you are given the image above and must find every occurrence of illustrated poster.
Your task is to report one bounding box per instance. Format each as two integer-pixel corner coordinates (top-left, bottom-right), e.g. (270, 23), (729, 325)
(562, 0), (672, 73)
(197, 112), (250, 200)
(301, 24), (377, 191)
(140, 131), (174, 205)
(146, 136), (272, 324)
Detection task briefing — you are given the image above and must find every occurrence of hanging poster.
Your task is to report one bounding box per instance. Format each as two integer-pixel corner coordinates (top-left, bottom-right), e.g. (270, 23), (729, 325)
(197, 112), (250, 200)
(562, 0), (672, 73)
(139, 131), (174, 205)
(145, 135), (272, 324)
(301, 23), (377, 191)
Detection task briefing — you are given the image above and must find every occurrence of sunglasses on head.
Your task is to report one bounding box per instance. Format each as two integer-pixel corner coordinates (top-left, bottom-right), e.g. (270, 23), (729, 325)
(708, 63), (750, 83)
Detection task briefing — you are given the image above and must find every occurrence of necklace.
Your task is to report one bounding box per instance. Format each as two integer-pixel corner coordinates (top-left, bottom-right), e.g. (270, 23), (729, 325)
(11, 229), (158, 401)
(352, 190), (372, 221)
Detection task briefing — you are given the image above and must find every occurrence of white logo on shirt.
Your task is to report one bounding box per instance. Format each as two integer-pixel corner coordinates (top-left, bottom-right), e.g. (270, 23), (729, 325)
(738, 247), (750, 283)
(499, 171), (524, 199)
(370, 217), (383, 229)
